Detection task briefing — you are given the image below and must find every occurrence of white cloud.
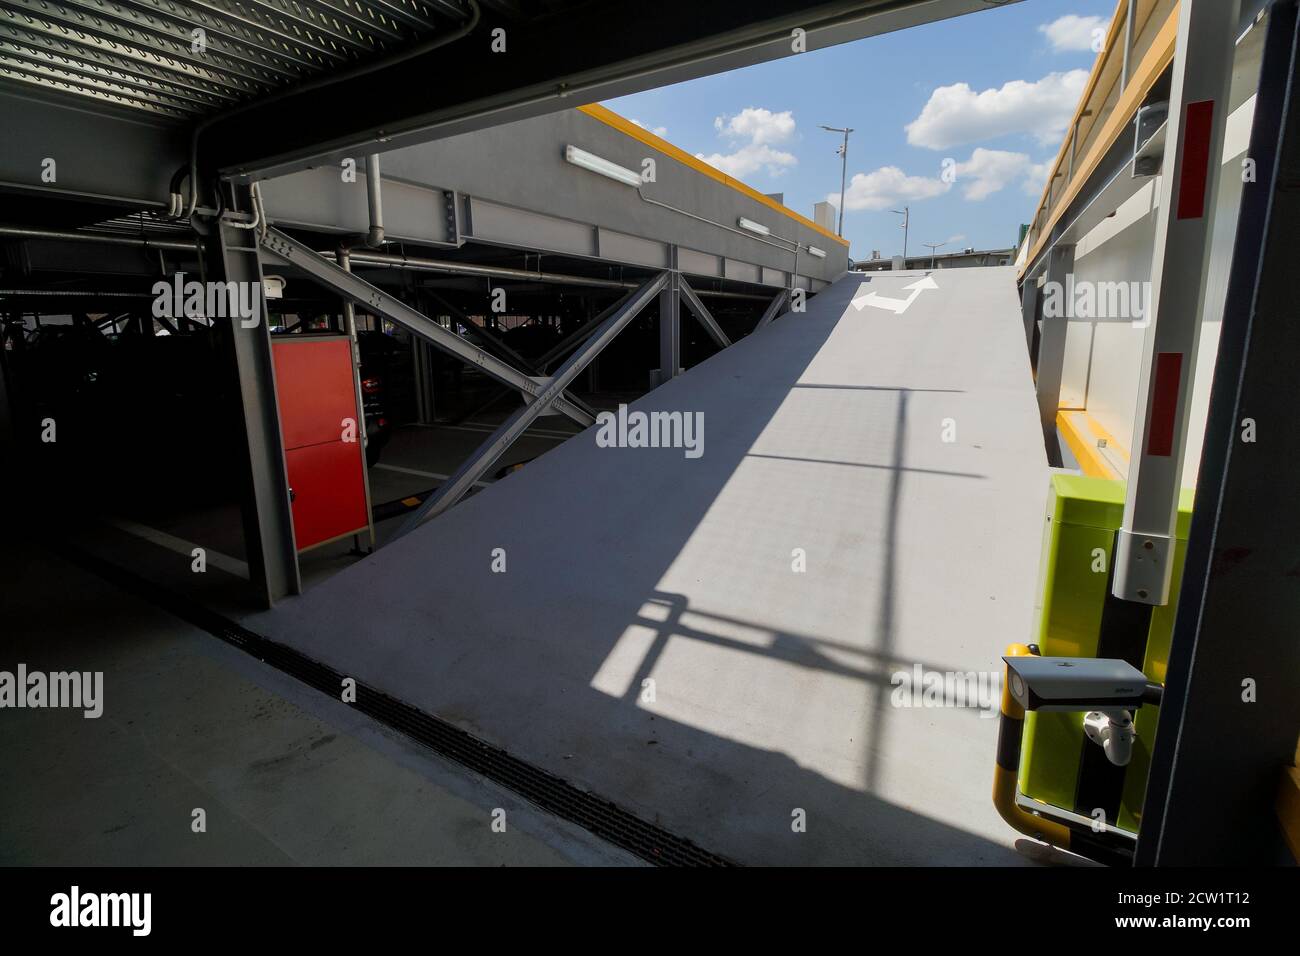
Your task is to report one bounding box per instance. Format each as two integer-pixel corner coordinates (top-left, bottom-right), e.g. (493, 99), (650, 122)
(905, 70), (1089, 149)
(630, 118), (669, 138)
(1039, 14), (1107, 53)
(713, 107), (796, 146)
(831, 149), (1053, 211)
(697, 144), (798, 178)
(830, 166), (951, 212)
(697, 106), (798, 177)
(1023, 158), (1053, 198)
(956, 148), (1042, 201)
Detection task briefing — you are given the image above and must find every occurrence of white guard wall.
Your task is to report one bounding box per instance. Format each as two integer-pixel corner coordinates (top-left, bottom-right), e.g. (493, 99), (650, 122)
(1059, 92), (1256, 485)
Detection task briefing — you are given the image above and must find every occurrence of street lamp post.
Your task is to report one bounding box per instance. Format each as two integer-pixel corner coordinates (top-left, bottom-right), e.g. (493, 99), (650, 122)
(892, 206), (910, 261)
(922, 240), (947, 269)
(820, 125), (853, 236)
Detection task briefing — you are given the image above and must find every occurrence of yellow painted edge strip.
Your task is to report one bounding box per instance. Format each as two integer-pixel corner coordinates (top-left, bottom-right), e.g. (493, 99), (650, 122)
(994, 643), (1073, 849)
(578, 103), (850, 248)
(1057, 411), (1118, 479)
(1084, 411), (1129, 463)
(1019, 3), (1179, 279)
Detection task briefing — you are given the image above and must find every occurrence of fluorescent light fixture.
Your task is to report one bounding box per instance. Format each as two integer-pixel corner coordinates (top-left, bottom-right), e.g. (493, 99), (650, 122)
(807, 245), (827, 259)
(737, 217), (770, 236)
(564, 145), (641, 187)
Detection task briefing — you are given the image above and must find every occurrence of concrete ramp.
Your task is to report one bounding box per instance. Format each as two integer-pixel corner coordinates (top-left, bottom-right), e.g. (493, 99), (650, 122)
(252, 267), (1049, 865)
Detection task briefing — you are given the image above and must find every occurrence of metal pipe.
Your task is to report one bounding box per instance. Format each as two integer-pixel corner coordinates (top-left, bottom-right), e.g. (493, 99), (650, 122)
(636, 189), (803, 253)
(331, 249), (635, 289)
(0, 289), (156, 297)
(682, 287), (769, 301)
(0, 225), (770, 300)
(364, 154), (385, 248)
(181, 0), (483, 217)
(0, 225), (195, 252)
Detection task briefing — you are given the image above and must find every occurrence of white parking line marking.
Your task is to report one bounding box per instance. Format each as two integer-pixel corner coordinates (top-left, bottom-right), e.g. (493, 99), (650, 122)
(108, 518), (249, 579)
(373, 463), (492, 489)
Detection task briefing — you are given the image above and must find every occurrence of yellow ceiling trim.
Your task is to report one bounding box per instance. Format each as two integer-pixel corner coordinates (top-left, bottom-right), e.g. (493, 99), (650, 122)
(578, 103), (850, 247)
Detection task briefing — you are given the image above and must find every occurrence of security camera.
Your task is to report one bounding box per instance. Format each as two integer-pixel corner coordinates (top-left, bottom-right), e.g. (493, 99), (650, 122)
(1002, 656), (1162, 768)
(1002, 656), (1160, 713)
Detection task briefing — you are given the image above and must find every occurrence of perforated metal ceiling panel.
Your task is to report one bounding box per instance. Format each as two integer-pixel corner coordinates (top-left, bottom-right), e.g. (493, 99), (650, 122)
(0, 0), (470, 119)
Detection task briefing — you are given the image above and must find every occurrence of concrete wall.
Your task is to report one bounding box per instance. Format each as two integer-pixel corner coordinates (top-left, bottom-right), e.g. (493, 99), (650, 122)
(262, 108), (848, 289)
(1059, 93), (1255, 485)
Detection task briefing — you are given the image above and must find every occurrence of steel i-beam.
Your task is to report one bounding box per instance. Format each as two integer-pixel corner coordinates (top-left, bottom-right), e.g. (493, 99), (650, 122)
(753, 289), (789, 331)
(259, 227), (594, 428)
(538, 297), (626, 371)
(678, 276), (732, 349)
(394, 272), (669, 537)
(428, 291), (597, 420)
(659, 266), (681, 381)
(217, 199), (300, 606)
(1036, 244), (1074, 463)
(1020, 278), (1039, 359)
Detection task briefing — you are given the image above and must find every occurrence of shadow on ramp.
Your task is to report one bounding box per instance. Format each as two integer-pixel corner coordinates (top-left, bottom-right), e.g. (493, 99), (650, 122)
(251, 269), (1047, 865)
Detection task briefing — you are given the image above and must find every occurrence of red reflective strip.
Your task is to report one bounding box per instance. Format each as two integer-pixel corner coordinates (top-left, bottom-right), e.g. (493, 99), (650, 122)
(1177, 100), (1215, 220)
(1147, 352), (1184, 456)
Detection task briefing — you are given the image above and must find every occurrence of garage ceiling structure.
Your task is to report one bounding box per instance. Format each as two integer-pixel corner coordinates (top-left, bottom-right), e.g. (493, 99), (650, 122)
(4, 0), (1298, 872)
(0, 0), (475, 121)
(3, 0), (1029, 611)
(0, 0), (1018, 208)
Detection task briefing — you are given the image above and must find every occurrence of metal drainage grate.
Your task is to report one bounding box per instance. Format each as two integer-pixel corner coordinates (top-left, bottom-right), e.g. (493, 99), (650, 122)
(61, 544), (734, 867)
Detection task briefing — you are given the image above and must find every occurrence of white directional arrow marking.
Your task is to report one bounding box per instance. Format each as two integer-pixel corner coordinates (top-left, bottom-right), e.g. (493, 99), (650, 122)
(851, 275), (939, 314)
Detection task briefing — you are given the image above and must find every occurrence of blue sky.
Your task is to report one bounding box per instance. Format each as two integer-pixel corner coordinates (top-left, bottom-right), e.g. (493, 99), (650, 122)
(605, 0), (1116, 259)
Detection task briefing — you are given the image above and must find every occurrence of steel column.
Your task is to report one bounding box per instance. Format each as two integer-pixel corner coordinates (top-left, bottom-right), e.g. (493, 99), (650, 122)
(659, 253), (681, 382)
(259, 227), (594, 428)
(413, 339), (437, 424)
(1020, 277), (1039, 359)
(1114, 0), (1240, 606)
(1036, 244), (1074, 464)
(1137, 0), (1300, 864)
(0, 327), (13, 494)
(395, 272), (669, 536)
(216, 190), (300, 606)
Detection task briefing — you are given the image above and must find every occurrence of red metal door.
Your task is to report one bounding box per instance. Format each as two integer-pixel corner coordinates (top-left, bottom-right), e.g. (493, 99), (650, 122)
(272, 336), (370, 551)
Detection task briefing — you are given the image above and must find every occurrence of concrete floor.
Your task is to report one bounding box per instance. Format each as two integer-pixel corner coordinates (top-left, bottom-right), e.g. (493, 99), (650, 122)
(96, 416), (581, 594)
(367, 419), (576, 508)
(0, 544), (638, 866)
(249, 268), (1052, 865)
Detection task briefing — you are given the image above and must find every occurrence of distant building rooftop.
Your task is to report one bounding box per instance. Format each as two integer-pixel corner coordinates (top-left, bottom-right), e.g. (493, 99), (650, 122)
(853, 247), (1015, 272)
